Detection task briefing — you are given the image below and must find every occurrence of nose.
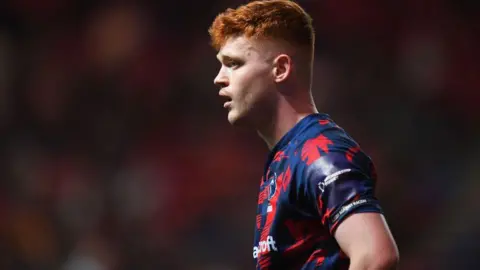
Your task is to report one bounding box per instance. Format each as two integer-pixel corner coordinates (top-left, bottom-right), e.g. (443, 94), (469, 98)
(214, 67), (229, 89)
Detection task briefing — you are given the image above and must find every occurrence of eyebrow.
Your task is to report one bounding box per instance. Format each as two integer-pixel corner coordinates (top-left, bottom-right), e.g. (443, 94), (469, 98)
(216, 54), (238, 63)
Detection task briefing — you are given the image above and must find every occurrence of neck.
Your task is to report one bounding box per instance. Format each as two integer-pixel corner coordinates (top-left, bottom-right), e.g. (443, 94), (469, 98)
(257, 91), (318, 150)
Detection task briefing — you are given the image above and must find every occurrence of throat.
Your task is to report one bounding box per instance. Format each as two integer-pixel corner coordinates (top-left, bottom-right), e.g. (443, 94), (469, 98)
(257, 111), (314, 150)
(256, 91), (318, 150)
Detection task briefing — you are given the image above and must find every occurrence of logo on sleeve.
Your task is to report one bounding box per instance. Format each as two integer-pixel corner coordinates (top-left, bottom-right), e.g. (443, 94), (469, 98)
(332, 199), (368, 222)
(318, 168), (352, 192)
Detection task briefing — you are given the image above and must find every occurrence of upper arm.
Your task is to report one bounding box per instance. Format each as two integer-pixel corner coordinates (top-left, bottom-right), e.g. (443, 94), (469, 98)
(304, 150), (382, 234)
(301, 133), (398, 267)
(335, 213), (399, 268)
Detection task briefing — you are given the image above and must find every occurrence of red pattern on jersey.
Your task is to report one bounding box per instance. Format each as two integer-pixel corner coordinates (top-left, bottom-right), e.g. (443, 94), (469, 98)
(322, 207), (334, 226)
(258, 257), (271, 269)
(256, 214), (262, 229)
(258, 186), (268, 205)
(273, 150), (288, 163)
(305, 249), (328, 266)
(257, 174), (282, 269)
(345, 146), (360, 163)
(283, 219), (328, 255)
(279, 166), (292, 192)
(301, 134), (334, 165)
(317, 256), (325, 266)
(319, 119), (330, 125)
(317, 196), (323, 212)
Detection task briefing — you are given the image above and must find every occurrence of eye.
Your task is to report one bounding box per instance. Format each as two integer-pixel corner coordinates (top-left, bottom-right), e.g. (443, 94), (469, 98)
(225, 60), (241, 69)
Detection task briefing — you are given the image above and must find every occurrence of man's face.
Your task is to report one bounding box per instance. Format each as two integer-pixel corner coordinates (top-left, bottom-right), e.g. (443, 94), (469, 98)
(214, 36), (275, 126)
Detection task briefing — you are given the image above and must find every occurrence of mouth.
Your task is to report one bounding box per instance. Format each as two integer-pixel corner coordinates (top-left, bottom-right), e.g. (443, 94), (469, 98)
(223, 101), (232, 109)
(221, 94), (233, 109)
(218, 88), (232, 109)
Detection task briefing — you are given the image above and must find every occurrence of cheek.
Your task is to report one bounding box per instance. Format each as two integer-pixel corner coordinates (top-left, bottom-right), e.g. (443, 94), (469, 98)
(240, 81), (273, 114)
(234, 68), (271, 98)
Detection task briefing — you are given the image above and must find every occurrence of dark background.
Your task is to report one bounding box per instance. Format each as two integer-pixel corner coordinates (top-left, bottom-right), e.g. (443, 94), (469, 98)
(0, 0), (478, 269)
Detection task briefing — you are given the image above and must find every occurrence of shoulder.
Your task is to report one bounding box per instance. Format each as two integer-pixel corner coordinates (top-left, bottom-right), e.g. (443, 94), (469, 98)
(295, 120), (375, 182)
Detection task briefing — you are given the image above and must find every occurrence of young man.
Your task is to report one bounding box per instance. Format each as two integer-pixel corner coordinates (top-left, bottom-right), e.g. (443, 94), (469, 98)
(208, 1), (399, 269)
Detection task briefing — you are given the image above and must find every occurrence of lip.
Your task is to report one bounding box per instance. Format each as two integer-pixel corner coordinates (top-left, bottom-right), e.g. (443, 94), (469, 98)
(224, 101), (232, 108)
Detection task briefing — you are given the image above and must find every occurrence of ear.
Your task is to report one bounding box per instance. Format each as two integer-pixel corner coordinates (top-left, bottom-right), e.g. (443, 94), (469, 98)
(272, 54), (292, 83)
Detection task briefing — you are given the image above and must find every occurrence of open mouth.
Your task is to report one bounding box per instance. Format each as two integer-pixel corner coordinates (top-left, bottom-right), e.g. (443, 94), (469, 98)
(222, 95), (232, 108)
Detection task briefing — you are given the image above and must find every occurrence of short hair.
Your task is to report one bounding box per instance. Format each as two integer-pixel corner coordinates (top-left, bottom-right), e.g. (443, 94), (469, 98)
(208, 0), (315, 57)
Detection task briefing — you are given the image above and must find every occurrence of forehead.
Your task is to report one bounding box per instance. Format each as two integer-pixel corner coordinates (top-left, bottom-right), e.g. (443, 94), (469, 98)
(217, 36), (259, 59)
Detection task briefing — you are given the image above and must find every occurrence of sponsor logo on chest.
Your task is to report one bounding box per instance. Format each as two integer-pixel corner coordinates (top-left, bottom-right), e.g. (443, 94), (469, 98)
(253, 236), (278, 259)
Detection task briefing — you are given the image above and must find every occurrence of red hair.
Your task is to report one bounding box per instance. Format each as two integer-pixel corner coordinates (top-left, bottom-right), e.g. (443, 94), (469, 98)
(208, 0), (315, 53)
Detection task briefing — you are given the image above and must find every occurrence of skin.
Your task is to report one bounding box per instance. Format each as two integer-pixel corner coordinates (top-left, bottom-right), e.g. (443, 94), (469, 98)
(214, 36), (276, 128)
(336, 213), (400, 270)
(214, 36), (316, 149)
(213, 35), (399, 269)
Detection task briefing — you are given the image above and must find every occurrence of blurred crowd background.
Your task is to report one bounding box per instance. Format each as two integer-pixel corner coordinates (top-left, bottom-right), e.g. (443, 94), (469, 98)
(0, 0), (478, 269)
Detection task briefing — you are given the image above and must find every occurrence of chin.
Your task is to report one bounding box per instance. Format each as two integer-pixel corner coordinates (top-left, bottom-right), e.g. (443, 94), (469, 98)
(227, 110), (246, 126)
(227, 110), (255, 128)
(227, 112), (240, 125)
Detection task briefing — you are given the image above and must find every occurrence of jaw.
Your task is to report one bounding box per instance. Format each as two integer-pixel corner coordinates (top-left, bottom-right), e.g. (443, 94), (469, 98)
(227, 107), (254, 127)
(227, 105), (272, 131)
(227, 109), (246, 126)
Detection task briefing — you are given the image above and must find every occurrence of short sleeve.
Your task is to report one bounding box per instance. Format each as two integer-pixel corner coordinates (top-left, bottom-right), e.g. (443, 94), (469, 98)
(304, 150), (383, 234)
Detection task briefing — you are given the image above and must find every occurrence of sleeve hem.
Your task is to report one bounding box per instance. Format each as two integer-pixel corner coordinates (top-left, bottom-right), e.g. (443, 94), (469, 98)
(329, 203), (383, 235)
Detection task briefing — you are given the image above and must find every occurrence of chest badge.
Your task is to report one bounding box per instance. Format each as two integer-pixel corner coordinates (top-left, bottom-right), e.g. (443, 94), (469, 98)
(267, 172), (278, 201)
